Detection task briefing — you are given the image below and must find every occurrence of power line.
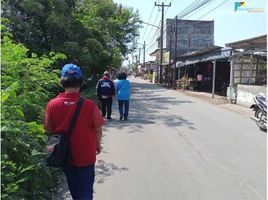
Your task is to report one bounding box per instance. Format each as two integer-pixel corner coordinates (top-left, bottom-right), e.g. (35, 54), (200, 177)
(145, 28), (160, 52)
(164, 5), (170, 15)
(176, 0), (214, 19)
(155, 1), (171, 83)
(144, 10), (161, 42)
(198, 0), (229, 19)
(176, 0), (203, 18)
(178, 0), (213, 19)
(186, 0), (216, 19)
(139, 23), (159, 59)
(146, 42), (158, 53)
(146, 33), (159, 49)
(145, 21), (161, 55)
(145, 1), (214, 54)
(143, 0), (229, 66)
(140, 6), (155, 41)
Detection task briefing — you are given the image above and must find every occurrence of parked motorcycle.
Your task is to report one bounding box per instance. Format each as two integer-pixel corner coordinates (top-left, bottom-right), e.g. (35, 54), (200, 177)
(250, 95), (267, 131)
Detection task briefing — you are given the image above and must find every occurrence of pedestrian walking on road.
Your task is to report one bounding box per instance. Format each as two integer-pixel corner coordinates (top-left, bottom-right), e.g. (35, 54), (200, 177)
(96, 71), (115, 120)
(44, 63), (104, 200)
(116, 72), (131, 120)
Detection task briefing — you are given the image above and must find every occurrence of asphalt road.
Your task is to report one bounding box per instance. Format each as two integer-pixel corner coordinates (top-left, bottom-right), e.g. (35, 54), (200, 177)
(55, 77), (266, 200)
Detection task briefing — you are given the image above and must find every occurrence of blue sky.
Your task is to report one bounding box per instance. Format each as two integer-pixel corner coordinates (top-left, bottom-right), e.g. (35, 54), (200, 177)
(113, 0), (267, 63)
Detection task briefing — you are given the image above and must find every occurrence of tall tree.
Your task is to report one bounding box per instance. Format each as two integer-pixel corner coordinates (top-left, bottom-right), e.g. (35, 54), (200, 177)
(75, 0), (141, 67)
(2, 0), (141, 76)
(2, 1), (90, 72)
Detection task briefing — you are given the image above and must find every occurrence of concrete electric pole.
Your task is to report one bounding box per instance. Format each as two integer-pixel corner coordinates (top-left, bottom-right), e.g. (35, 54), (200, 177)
(155, 1), (171, 84)
(143, 41), (146, 73)
(173, 16), (178, 88)
(138, 48), (141, 64)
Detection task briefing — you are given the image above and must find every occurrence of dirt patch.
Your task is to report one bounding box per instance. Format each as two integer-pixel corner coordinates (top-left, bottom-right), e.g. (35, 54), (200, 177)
(179, 90), (228, 105)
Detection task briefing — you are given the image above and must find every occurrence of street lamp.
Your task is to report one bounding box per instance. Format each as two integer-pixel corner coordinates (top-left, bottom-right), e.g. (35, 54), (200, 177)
(141, 21), (161, 29)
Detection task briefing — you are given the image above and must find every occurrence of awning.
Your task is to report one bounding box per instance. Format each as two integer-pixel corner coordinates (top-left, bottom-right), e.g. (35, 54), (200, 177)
(149, 48), (168, 57)
(225, 35), (267, 50)
(177, 46), (222, 59)
(149, 48), (160, 56)
(176, 47), (231, 67)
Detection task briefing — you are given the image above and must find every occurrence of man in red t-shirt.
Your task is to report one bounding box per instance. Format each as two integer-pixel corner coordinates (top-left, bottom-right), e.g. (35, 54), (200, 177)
(44, 63), (104, 200)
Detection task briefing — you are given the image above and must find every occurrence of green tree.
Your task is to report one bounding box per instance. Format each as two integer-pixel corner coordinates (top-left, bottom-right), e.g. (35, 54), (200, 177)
(1, 0), (77, 52)
(2, 0), (141, 77)
(1, 22), (66, 199)
(1, 0), (100, 76)
(75, 0), (141, 68)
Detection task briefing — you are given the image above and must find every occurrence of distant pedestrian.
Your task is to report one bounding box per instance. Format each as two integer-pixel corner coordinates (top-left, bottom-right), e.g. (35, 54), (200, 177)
(96, 71), (115, 119)
(44, 63), (104, 200)
(116, 72), (131, 120)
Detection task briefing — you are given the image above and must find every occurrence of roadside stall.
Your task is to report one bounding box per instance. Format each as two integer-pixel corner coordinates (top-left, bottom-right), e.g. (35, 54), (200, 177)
(226, 35), (267, 105)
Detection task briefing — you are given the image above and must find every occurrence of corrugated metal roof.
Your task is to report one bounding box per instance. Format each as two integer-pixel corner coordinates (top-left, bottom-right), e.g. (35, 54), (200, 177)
(177, 45), (222, 58)
(225, 35), (267, 50)
(176, 47), (231, 67)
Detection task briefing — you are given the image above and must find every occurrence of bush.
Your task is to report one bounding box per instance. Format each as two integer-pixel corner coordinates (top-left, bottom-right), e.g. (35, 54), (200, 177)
(148, 74), (153, 82)
(1, 34), (66, 199)
(176, 76), (193, 89)
(81, 78), (101, 108)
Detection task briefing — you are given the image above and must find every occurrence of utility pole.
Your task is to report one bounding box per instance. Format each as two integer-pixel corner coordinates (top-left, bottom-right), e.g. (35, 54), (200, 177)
(138, 48), (141, 64)
(131, 51), (134, 64)
(173, 16), (178, 88)
(143, 41), (146, 74)
(155, 1), (171, 84)
(135, 55), (138, 72)
(169, 28), (172, 87)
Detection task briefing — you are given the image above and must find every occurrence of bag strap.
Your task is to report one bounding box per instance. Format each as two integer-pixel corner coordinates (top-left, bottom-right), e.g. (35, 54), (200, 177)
(67, 97), (84, 137)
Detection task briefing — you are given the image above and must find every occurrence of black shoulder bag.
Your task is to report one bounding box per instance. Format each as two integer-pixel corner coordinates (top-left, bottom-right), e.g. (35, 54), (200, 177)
(45, 97), (84, 168)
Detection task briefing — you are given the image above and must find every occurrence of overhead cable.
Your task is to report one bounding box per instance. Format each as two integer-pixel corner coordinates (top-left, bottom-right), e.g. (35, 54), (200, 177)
(178, 0), (213, 19)
(176, 0), (203, 18)
(198, 0), (229, 19)
(145, 23), (161, 50)
(144, 10), (161, 42)
(186, 0), (216, 19)
(176, 0), (214, 19)
(140, 6), (155, 42)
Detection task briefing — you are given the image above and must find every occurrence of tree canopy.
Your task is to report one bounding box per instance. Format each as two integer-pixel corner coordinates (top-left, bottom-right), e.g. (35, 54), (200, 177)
(2, 0), (141, 77)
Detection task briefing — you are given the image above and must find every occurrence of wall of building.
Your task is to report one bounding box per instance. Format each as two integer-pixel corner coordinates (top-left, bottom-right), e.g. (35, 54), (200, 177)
(164, 19), (214, 58)
(236, 84), (267, 106)
(233, 55), (267, 85)
(233, 56), (257, 84)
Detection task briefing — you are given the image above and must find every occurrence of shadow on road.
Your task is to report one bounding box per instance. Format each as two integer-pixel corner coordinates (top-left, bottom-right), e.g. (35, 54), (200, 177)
(95, 160), (129, 185)
(107, 80), (195, 133)
(53, 80), (196, 199)
(94, 80), (196, 186)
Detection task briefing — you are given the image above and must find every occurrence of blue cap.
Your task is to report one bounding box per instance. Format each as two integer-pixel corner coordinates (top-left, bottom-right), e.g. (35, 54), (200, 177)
(61, 63), (83, 78)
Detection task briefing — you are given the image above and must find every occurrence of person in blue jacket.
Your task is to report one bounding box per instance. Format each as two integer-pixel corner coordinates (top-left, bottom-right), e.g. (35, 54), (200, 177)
(96, 71), (115, 119)
(116, 72), (130, 120)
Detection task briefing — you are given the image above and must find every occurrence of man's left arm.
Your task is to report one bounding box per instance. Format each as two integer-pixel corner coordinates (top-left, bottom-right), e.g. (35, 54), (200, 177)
(92, 105), (105, 153)
(96, 127), (102, 154)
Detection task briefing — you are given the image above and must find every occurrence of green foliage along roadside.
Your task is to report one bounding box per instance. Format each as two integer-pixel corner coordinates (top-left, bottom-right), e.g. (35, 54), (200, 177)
(2, 0), (141, 77)
(1, 0), (141, 197)
(1, 29), (66, 199)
